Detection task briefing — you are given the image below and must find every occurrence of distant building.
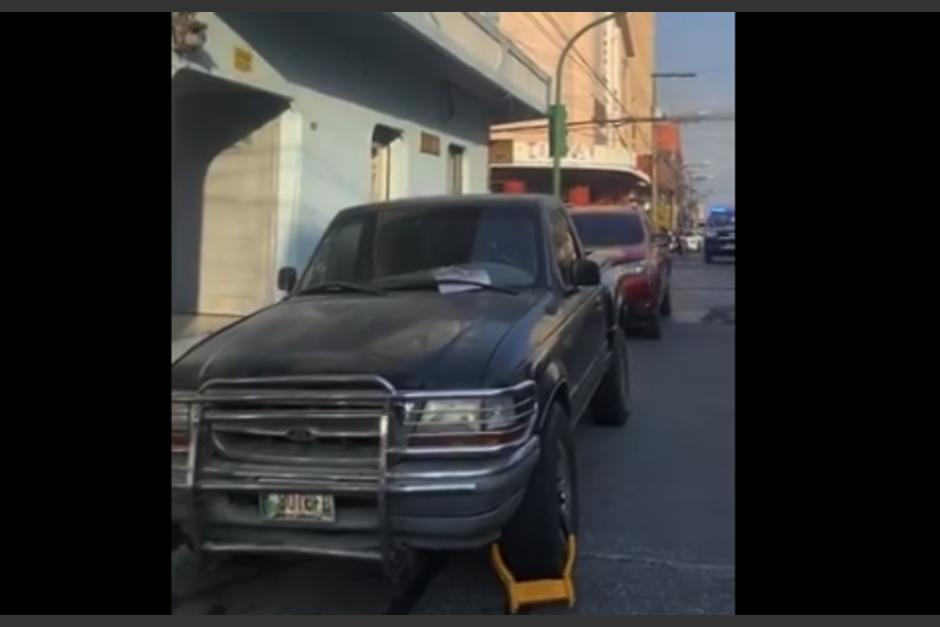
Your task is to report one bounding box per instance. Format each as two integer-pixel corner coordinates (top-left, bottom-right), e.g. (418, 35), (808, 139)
(638, 121), (684, 231)
(488, 12), (655, 203)
(171, 12), (549, 347)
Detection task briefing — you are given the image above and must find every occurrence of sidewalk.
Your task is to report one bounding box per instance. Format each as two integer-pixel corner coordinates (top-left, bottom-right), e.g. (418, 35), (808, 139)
(172, 313), (241, 362)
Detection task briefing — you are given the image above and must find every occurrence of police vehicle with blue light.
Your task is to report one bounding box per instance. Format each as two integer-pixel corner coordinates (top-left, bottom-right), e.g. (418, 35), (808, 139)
(704, 206), (735, 264)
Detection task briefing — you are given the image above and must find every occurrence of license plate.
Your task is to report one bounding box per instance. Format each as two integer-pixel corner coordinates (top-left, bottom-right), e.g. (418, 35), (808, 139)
(260, 493), (336, 522)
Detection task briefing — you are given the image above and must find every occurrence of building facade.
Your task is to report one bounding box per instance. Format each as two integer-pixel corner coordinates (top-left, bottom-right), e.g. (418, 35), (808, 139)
(638, 121), (685, 231)
(488, 11), (655, 189)
(171, 12), (549, 352)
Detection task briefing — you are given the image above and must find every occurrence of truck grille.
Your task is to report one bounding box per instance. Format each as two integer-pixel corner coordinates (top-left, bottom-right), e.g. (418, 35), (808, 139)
(199, 377), (396, 474)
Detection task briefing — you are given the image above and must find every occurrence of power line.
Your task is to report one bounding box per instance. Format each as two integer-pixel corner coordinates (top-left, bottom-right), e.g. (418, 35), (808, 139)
(542, 13), (609, 94)
(542, 12), (632, 148)
(516, 12), (652, 153)
(541, 12), (630, 148)
(517, 13), (595, 84)
(541, 12), (654, 152)
(497, 112), (734, 131)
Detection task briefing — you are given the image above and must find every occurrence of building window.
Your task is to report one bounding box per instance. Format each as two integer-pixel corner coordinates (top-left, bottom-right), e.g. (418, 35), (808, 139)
(371, 125), (401, 202)
(593, 99), (607, 146)
(447, 144), (465, 195)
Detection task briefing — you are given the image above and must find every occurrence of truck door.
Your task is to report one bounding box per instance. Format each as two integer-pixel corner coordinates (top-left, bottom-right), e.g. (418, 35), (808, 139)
(549, 207), (608, 417)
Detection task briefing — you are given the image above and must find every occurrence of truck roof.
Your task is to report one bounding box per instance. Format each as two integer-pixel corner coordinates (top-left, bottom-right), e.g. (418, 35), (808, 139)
(339, 193), (556, 216)
(565, 204), (642, 215)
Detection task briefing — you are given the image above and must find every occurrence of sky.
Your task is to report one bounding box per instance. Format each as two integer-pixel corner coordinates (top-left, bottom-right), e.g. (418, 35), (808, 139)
(655, 12), (735, 208)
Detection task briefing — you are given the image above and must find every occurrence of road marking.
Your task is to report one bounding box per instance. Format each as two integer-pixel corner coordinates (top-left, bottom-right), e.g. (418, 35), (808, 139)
(670, 310), (710, 324)
(579, 550), (735, 574)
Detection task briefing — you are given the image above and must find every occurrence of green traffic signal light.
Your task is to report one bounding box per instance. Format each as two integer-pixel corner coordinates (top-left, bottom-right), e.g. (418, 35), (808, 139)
(549, 104), (568, 158)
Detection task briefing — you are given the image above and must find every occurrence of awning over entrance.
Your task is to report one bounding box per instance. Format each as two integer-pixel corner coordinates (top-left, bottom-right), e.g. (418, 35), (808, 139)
(488, 139), (651, 203)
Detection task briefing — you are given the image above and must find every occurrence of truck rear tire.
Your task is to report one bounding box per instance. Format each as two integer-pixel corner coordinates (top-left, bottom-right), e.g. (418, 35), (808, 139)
(499, 403), (577, 580)
(591, 328), (631, 426)
(660, 287), (672, 317)
(645, 310), (663, 339)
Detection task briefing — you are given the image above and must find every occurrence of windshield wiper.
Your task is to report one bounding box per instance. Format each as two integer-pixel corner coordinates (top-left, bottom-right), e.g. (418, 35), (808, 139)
(294, 282), (386, 296)
(382, 279), (519, 295)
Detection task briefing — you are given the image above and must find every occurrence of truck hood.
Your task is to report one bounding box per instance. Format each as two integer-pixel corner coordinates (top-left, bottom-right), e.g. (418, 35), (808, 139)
(172, 290), (541, 391)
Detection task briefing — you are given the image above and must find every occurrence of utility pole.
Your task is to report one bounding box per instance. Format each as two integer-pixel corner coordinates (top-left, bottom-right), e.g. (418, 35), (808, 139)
(650, 72), (696, 231)
(551, 12), (625, 199)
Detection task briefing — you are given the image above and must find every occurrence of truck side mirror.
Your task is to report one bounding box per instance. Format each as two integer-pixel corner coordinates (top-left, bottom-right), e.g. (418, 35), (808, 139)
(277, 267), (298, 292)
(571, 259), (600, 287)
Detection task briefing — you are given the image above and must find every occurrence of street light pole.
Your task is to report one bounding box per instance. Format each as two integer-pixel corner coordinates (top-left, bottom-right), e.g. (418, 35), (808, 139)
(650, 76), (657, 219)
(551, 11), (624, 199)
(650, 72), (697, 230)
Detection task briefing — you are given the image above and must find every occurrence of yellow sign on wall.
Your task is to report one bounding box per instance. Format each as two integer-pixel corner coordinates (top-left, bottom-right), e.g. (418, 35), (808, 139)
(234, 46), (253, 72)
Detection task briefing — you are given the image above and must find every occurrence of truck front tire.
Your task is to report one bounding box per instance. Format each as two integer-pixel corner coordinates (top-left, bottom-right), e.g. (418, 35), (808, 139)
(499, 403), (577, 580)
(591, 328), (632, 425)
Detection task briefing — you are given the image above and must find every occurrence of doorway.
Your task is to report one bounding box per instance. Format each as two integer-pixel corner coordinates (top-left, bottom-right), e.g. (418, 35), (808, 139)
(172, 70), (290, 328)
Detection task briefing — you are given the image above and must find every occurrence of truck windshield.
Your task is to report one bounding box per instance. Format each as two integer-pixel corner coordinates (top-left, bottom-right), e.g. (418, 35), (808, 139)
(298, 203), (543, 292)
(570, 213), (646, 248)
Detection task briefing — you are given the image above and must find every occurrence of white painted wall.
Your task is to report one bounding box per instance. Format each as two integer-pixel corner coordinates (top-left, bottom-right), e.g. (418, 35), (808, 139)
(173, 13), (510, 278)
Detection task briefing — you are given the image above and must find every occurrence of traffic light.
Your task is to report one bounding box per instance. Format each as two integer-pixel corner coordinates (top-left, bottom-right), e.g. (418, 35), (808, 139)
(549, 104), (568, 159)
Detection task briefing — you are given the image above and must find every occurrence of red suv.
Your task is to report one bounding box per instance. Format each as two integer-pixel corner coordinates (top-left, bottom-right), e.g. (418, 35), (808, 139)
(569, 205), (672, 338)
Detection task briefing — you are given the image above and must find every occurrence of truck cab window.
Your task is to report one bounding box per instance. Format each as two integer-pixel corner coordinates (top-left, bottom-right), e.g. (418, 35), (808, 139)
(550, 208), (578, 285)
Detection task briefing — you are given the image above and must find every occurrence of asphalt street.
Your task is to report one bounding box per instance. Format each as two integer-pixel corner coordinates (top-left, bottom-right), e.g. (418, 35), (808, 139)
(172, 252), (736, 615)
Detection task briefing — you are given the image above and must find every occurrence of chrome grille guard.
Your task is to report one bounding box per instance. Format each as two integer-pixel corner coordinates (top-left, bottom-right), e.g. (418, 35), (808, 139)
(172, 375), (538, 573)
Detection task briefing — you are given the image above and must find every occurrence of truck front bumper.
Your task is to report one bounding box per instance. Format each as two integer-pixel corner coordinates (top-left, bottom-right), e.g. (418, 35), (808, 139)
(172, 436), (540, 560)
(705, 239), (736, 256)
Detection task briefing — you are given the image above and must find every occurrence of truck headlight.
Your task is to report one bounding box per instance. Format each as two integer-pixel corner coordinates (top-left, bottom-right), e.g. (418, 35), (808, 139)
(410, 395), (517, 435)
(620, 260), (648, 276)
(172, 402), (190, 453)
(419, 399), (483, 433)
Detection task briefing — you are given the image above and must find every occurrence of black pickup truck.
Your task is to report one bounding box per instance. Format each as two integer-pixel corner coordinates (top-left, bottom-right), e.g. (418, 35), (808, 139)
(172, 194), (631, 580)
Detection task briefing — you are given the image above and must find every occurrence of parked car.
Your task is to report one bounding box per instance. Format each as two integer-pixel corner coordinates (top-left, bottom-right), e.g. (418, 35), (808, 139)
(668, 230), (684, 255)
(172, 194), (631, 581)
(568, 205), (672, 339)
(682, 232), (703, 252)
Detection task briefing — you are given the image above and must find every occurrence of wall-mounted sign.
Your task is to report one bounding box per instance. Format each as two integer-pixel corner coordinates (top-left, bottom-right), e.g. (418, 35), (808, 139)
(234, 46), (253, 72)
(492, 140), (638, 169)
(489, 140), (513, 164)
(420, 132), (441, 156)
(523, 141), (596, 161)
